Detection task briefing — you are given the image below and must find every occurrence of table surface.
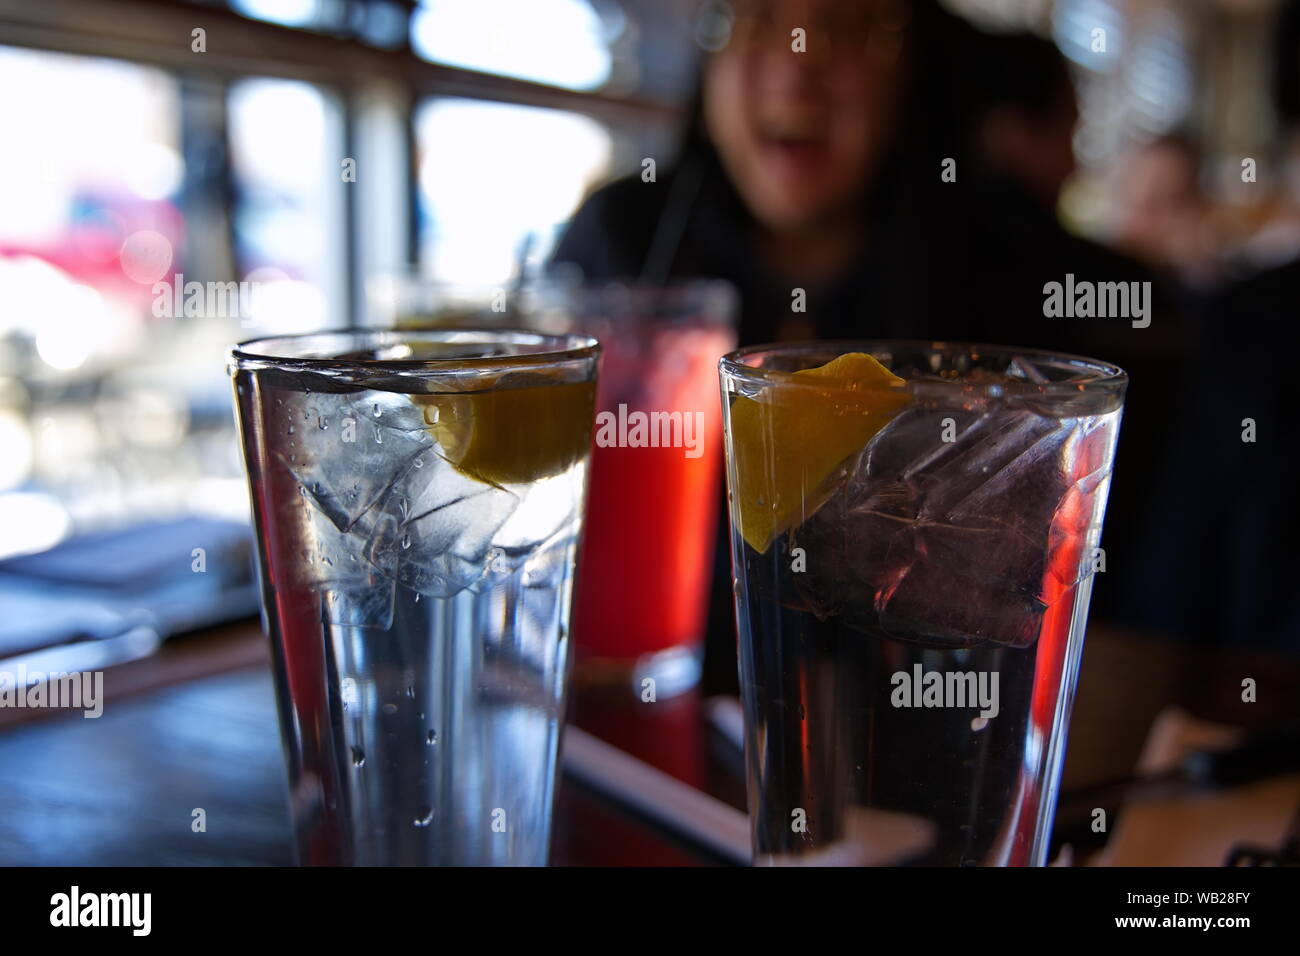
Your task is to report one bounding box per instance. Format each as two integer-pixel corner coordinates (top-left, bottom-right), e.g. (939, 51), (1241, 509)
(0, 621), (1296, 866)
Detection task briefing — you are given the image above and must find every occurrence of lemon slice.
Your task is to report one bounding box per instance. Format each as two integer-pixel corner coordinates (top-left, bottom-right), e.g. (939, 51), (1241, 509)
(729, 352), (910, 553)
(411, 377), (595, 486)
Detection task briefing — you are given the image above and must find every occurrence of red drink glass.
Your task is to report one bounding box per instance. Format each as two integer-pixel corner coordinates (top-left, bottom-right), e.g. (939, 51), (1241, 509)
(563, 282), (738, 696)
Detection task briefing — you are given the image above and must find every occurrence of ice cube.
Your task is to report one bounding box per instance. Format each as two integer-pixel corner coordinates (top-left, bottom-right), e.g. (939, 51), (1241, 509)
(279, 390), (432, 532)
(365, 447), (521, 598)
(276, 386), (581, 603)
(320, 574), (397, 630)
(792, 404), (1091, 648)
(289, 481), (399, 629)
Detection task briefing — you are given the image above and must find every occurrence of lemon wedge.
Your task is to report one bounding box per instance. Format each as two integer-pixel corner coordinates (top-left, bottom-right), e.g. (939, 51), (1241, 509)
(412, 377), (595, 486)
(729, 352), (910, 553)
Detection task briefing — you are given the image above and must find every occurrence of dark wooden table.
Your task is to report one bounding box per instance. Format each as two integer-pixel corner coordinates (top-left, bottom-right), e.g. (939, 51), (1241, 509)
(0, 621), (1295, 865)
(0, 622), (747, 865)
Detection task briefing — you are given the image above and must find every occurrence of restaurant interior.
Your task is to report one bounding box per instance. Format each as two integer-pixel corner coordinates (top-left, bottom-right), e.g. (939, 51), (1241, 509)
(0, 0), (1296, 870)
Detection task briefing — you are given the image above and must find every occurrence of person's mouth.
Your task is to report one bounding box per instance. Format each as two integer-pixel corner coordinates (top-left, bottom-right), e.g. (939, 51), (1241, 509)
(755, 119), (830, 173)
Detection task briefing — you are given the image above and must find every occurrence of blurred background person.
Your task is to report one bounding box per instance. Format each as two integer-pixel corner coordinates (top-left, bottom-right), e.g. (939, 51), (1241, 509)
(1108, 0), (1300, 652)
(553, 2), (1165, 351)
(554, 0), (967, 345)
(1107, 133), (1221, 294)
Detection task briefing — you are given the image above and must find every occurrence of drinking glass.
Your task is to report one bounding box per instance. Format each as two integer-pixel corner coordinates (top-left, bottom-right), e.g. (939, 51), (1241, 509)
(559, 282), (737, 696)
(365, 278), (738, 697)
(719, 341), (1126, 865)
(230, 329), (599, 865)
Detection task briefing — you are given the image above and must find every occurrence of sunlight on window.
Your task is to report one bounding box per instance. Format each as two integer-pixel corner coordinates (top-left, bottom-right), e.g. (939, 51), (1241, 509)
(0, 48), (180, 246)
(228, 78), (345, 331)
(416, 98), (612, 284)
(232, 0), (322, 29)
(0, 47), (238, 543)
(412, 0), (612, 91)
(229, 80), (329, 195)
(0, 47), (177, 382)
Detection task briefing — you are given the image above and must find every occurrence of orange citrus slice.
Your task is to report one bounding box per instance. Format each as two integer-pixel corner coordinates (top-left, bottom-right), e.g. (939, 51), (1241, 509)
(729, 352), (910, 553)
(411, 377), (595, 486)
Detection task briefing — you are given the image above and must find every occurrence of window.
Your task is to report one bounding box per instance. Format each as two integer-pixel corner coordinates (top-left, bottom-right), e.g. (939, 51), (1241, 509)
(415, 98), (614, 284)
(0, 47), (211, 556)
(411, 0), (613, 91)
(228, 77), (348, 332)
(0, 0), (688, 560)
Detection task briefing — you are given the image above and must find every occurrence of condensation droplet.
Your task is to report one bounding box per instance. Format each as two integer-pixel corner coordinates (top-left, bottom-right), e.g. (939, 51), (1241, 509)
(351, 746), (365, 767)
(426, 730), (437, 745)
(288, 425), (295, 435)
(401, 534), (411, 550)
(414, 806), (433, 827)
(382, 703), (398, 715)
(373, 403), (382, 418)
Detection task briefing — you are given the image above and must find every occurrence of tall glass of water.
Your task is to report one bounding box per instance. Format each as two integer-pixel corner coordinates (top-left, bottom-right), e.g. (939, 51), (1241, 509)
(719, 341), (1125, 866)
(230, 330), (598, 865)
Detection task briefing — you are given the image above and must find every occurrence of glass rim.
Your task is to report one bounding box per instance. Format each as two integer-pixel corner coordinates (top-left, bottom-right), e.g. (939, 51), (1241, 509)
(230, 327), (600, 373)
(719, 339), (1128, 397)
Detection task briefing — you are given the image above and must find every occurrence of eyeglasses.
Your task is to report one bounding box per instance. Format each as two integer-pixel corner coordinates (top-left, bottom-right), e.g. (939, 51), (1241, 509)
(698, 0), (908, 63)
